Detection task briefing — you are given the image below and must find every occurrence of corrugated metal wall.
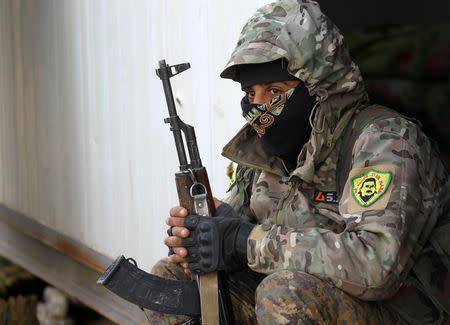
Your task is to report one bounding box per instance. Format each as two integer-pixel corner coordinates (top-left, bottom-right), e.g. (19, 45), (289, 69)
(0, 0), (270, 271)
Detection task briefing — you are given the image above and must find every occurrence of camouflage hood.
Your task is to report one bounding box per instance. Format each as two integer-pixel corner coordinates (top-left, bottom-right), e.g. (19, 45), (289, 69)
(221, 0), (369, 182)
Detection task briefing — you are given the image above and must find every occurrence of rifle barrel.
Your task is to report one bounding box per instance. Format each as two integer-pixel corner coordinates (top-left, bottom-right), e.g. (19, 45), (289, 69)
(157, 60), (189, 170)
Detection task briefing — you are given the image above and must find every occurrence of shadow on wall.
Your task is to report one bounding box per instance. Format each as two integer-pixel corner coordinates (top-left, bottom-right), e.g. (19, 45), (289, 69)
(346, 24), (450, 170)
(318, 0), (450, 31)
(319, 0), (450, 170)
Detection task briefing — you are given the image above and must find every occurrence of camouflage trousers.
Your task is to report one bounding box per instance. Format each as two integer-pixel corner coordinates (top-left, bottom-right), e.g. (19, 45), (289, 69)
(144, 259), (405, 325)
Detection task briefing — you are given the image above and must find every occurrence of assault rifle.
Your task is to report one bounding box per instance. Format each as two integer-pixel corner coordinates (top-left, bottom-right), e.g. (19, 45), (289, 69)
(98, 60), (233, 325)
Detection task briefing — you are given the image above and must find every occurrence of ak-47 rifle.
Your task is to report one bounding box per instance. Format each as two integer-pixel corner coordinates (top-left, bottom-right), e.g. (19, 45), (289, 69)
(98, 60), (233, 325)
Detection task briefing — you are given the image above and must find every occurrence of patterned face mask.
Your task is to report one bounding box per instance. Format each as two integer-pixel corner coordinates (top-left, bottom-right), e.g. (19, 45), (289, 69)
(241, 87), (296, 135)
(241, 82), (316, 167)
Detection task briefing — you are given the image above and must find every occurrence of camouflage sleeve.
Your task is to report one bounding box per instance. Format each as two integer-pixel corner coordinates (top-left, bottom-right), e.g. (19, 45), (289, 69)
(223, 164), (261, 223)
(247, 118), (448, 301)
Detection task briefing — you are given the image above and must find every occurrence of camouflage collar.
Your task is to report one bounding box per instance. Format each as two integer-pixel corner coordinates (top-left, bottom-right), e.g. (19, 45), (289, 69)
(221, 123), (289, 177)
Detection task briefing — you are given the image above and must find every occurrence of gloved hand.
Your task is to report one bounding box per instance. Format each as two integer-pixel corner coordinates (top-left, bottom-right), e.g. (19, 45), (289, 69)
(182, 203), (255, 274)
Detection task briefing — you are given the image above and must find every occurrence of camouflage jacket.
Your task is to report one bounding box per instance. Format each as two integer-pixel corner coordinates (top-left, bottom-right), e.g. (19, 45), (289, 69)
(220, 0), (450, 323)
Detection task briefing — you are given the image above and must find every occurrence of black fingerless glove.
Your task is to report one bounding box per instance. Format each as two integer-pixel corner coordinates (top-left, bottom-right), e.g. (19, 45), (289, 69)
(182, 203), (255, 274)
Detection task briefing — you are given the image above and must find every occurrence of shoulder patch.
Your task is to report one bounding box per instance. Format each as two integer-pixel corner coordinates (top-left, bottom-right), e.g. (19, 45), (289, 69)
(348, 165), (395, 213)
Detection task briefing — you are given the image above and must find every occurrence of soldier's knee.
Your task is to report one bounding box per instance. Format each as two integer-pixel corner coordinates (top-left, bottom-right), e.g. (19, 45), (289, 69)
(150, 258), (190, 281)
(255, 270), (329, 324)
(144, 260), (192, 325)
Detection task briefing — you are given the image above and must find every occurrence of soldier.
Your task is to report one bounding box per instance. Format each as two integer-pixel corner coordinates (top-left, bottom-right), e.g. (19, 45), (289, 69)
(146, 0), (450, 324)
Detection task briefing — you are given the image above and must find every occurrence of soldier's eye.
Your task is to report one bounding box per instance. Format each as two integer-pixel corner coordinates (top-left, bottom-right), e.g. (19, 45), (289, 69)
(246, 91), (255, 99)
(269, 88), (282, 95)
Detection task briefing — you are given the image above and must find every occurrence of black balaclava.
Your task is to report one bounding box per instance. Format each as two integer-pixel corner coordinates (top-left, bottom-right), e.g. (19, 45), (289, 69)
(238, 60), (316, 169)
(237, 59), (298, 90)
